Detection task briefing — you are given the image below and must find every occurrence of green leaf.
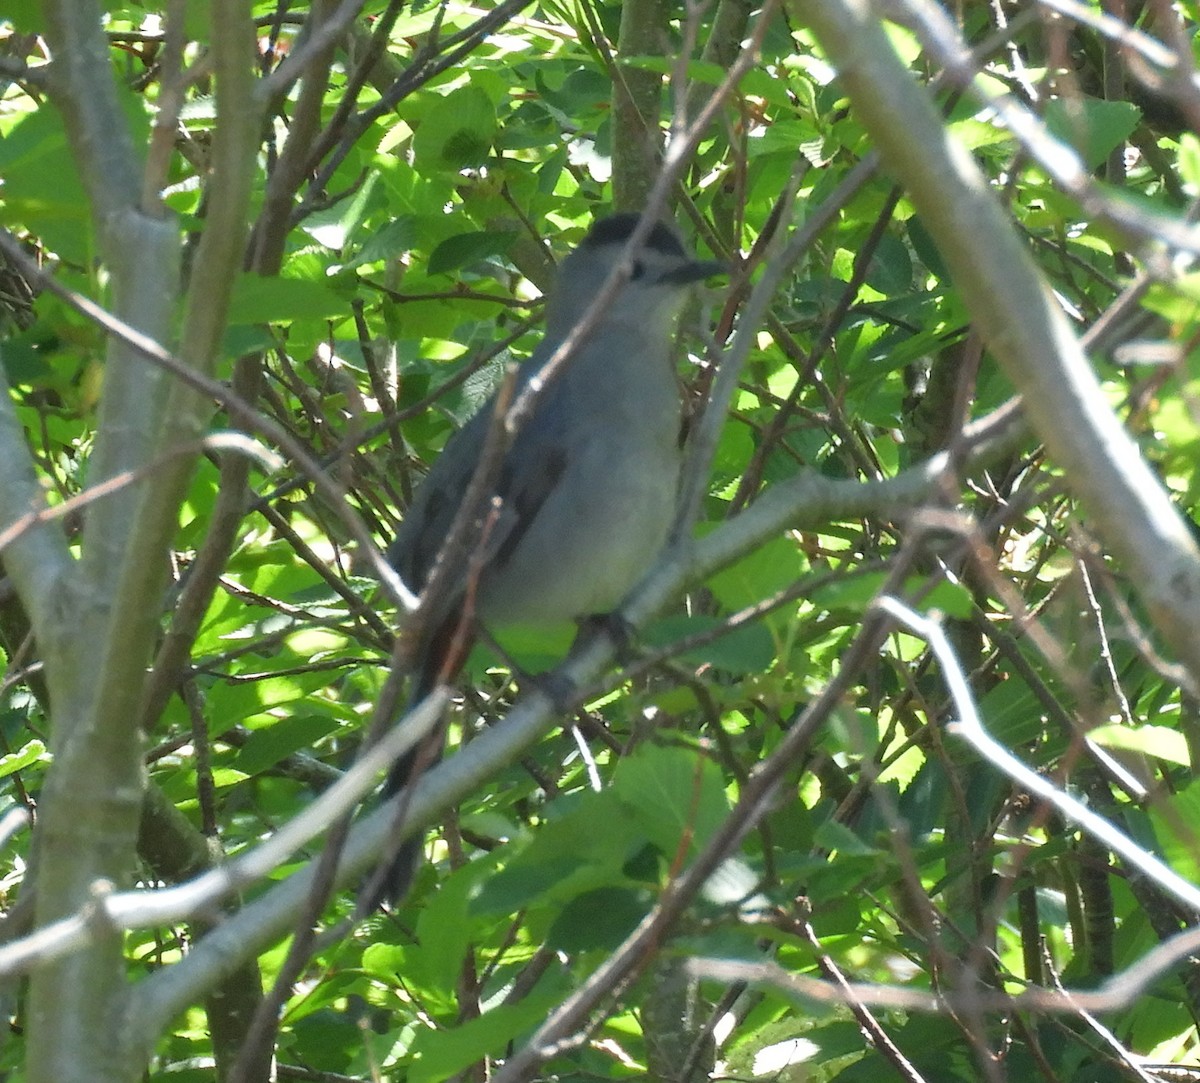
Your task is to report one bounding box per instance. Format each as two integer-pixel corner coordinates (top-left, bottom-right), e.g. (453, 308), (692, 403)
(813, 819), (877, 857)
(406, 987), (564, 1083)
(348, 215), (420, 268)
(209, 767), (250, 789)
(288, 1008), (361, 1071)
(972, 676), (1046, 756)
(0, 739), (46, 779)
(621, 55), (725, 85)
(1043, 97), (1141, 169)
(1089, 723), (1190, 766)
(235, 714), (338, 776)
(4, 0), (42, 30)
(470, 792), (637, 915)
(299, 170), (382, 250)
(226, 274), (347, 324)
(1180, 133), (1200, 193)
(706, 533), (806, 612)
(1146, 781), (1200, 885)
(864, 231), (913, 294)
(536, 66), (610, 116)
(809, 574), (972, 619)
(408, 857), (499, 1001)
(612, 744), (730, 861)
(411, 85), (496, 172)
(427, 230), (518, 276)
(546, 886), (648, 951)
(907, 216), (950, 279)
(205, 671), (334, 730)
(642, 614), (776, 674)
(0, 105), (90, 261)
(920, 579), (974, 618)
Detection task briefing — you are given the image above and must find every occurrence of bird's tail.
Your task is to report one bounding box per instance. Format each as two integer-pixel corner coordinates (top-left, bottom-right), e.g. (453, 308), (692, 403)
(364, 613), (469, 908)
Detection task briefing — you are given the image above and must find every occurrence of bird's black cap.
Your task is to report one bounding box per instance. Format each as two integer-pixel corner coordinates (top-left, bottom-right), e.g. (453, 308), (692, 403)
(583, 212), (688, 259)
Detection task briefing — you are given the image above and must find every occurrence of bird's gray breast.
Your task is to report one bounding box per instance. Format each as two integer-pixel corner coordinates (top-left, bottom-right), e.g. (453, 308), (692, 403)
(475, 354), (682, 624)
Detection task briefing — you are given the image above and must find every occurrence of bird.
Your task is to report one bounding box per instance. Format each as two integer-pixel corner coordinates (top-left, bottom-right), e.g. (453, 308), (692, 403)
(371, 211), (723, 903)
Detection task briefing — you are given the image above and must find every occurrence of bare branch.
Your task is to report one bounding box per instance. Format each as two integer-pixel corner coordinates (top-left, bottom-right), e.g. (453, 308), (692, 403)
(877, 595), (1200, 913)
(0, 355), (76, 657)
(791, 0), (1200, 689)
(0, 691), (445, 983)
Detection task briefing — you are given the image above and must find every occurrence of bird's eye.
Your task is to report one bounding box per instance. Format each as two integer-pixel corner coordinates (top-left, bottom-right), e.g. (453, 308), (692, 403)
(630, 259), (646, 281)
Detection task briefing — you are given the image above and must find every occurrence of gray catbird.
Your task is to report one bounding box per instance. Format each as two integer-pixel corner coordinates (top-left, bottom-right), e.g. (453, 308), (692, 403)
(374, 212), (722, 902)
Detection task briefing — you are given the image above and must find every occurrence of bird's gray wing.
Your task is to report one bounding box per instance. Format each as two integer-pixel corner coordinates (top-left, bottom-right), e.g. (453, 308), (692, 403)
(388, 383), (570, 603)
(387, 405), (493, 593)
(489, 435), (567, 570)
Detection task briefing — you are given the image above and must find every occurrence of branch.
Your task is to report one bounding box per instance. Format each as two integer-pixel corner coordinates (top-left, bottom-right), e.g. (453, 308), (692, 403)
(901, 0), (1200, 255)
(118, 398), (1028, 1045)
(27, 5), (183, 1080)
(486, 549), (935, 1082)
(130, 0), (262, 737)
(0, 230), (415, 615)
(249, 0), (342, 274)
(611, 0), (669, 209)
(37, 0), (140, 224)
(687, 926), (1200, 1016)
(790, 0), (1200, 689)
(0, 358), (76, 664)
(257, 0), (364, 101)
(0, 691), (445, 984)
(875, 596), (1200, 913)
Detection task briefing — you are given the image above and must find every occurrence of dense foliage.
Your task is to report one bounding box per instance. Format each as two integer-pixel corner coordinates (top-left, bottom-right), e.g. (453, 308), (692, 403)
(3, 1), (1200, 1081)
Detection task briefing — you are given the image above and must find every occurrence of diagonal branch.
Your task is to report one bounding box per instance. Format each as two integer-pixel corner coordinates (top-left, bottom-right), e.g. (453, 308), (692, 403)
(123, 399), (1028, 1043)
(790, 0), (1200, 690)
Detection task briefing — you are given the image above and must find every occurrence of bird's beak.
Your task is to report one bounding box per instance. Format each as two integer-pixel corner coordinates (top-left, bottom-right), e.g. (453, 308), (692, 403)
(663, 259), (727, 285)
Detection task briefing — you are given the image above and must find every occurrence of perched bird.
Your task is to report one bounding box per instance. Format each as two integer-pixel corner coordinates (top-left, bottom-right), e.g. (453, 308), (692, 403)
(374, 211), (723, 902)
